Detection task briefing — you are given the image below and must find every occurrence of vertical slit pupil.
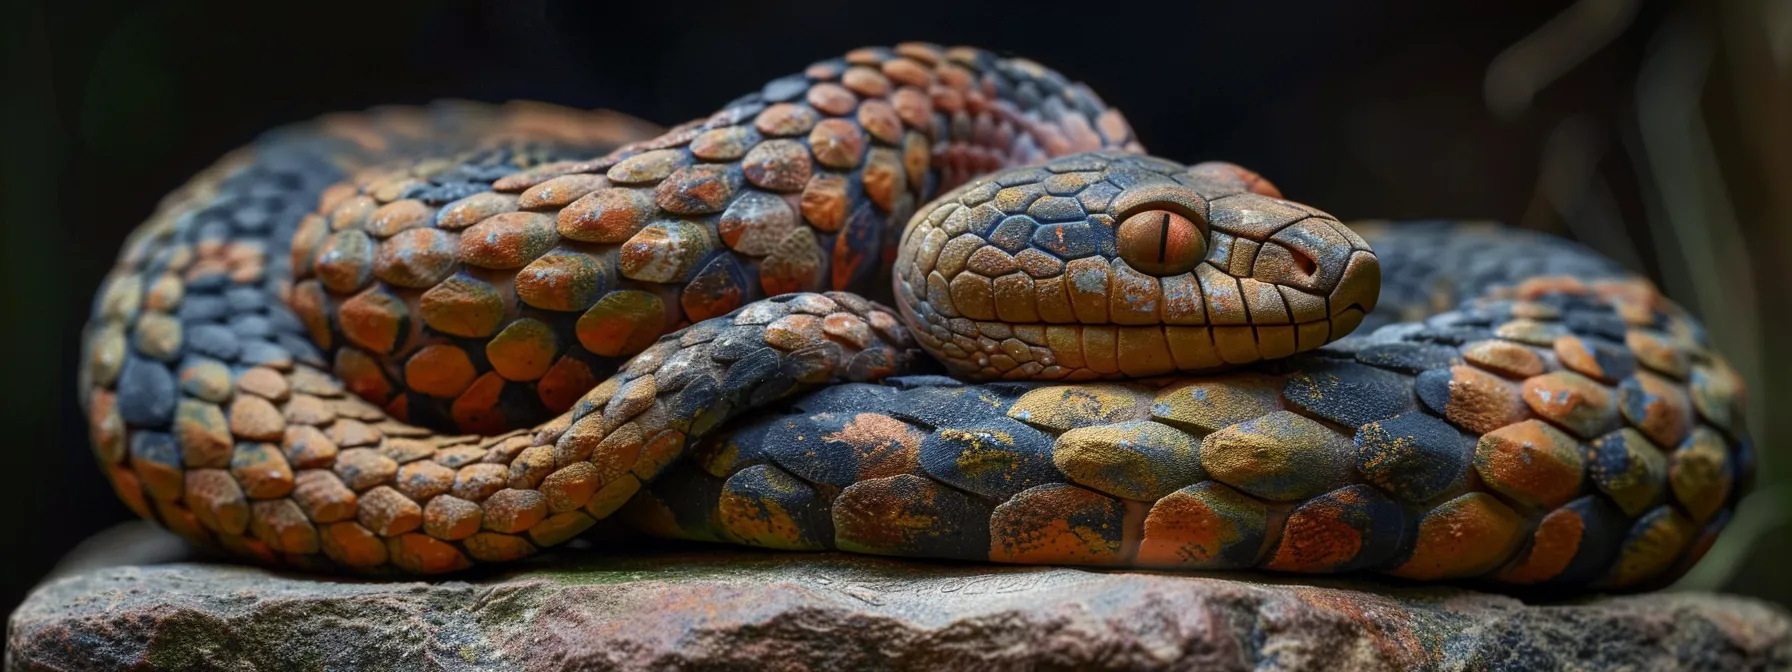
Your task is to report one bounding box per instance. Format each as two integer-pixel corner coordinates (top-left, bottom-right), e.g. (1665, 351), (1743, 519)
(1158, 212), (1170, 263)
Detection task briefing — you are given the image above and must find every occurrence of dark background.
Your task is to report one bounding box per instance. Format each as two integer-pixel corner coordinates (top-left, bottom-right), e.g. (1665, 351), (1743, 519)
(3, 0), (1787, 623)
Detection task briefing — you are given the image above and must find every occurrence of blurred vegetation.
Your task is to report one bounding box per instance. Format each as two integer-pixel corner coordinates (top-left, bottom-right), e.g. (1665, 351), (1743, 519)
(1478, 0), (1791, 600)
(1642, 0), (1791, 599)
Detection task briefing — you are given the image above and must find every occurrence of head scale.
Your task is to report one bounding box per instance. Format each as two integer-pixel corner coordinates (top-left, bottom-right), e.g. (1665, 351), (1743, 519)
(893, 151), (1379, 380)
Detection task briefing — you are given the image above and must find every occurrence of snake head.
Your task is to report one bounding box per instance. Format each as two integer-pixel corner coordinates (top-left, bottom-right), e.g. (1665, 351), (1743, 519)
(894, 151), (1379, 381)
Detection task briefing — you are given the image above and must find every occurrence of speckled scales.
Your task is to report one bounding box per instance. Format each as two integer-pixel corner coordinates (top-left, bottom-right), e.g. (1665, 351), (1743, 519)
(635, 249), (1747, 589)
(79, 45), (1748, 589)
(283, 43), (1141, 438)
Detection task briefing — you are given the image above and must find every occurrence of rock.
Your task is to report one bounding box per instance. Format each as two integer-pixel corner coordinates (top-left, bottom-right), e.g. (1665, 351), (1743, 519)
(8, 524), (1792, 671)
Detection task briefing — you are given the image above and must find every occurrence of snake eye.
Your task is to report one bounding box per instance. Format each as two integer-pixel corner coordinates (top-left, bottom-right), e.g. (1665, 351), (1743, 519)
(1116, 209), (1207, 275)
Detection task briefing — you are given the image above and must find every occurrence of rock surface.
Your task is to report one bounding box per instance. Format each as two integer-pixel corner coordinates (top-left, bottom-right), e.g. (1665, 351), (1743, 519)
(9, 524), (1792, 671)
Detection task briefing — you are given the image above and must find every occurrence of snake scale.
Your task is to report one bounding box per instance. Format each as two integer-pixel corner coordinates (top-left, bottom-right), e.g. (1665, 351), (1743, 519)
(79, 44), (1750, 590)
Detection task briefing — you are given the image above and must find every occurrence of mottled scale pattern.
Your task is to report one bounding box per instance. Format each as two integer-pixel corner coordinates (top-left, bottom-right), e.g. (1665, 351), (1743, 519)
(629, 228), (1748, 591)
(80, 45), (1136, 574)
(286, 43), (1139, 437)
(81, 44), (1748, 590)
(82, 102), (666, 571)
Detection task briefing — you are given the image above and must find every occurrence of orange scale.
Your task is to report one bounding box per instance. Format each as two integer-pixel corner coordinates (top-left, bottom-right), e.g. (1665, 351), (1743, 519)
(888, 90), (931, 134)
(516, 249), (613, 312)
(1473, 419), (1585, 510)
(373, 228), (458, 289)
(603, 149), (688, 184)
(403, 344), (478, 398)
(1667, 510), (1731, 582)
(326, 194), (378, 232)
(464, 532), (537, 563)
(806, 83), (859, 116)
(366, 199), (434, 238)
(1264, 485), (1403, 574)
(576, 289), (667, 358)
(435, 192), (519, 231)
(717, 465), (829, 550)
(618, 221), (714, 283)
(217, 533), (278, 565)
(287, 281), (333, 350)
(801, 174), (850, 232)
(333, 347), (393, 406)
(833, 413), (924, 481)
(654, 163), (741, 216)
(457, 212), (557, 269)
(1136, 481), (1269, 570)
(337, 289), (410, 355)
(1520, 371), (1619, 439)
(108, 465), (154, 520)
(859, 148), (906, 214)
(537, 355), (598, 413)
(1689, 361), (1745, 432)
(742, 139), (815, 193)
(385, 533), (473, 574)
(519, 174), (607, 210)
(809, 119), (867, 170)
(804, 61), (842, 80)
(690, 126), (759, 162)
(1514, 275), (1590, 300)
(841, 66), (892, 98)
(679, 255), (747, 323)
(1625, 329), (1690, 379)
(1618, 371), (1695, 448)
(988, 483), (1125, 566)
(418, 274), (508, 338)
(1461, 339), (1545, 379)
(881, 58), (936, 89)
(557, 187), (657, 244)
(1497, 506), (1588, 585)
(382, 394), (408, 423)
(486, 318), (560, 382)
(1389, 492), (1525, 581)
(755, 103), (819, 137)
(313, 229), (377, 294)
(451, 372), (510, 436)
(857, 100), (904, 145)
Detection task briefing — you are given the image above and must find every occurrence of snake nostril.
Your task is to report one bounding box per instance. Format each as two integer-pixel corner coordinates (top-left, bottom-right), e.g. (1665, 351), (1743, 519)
(1291, 248), (1317, 277)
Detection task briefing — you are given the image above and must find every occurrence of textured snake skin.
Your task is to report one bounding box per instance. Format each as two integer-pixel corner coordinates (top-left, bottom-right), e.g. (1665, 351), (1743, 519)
(631, 223), (1747, 590)
(79, 45), (1747, 590)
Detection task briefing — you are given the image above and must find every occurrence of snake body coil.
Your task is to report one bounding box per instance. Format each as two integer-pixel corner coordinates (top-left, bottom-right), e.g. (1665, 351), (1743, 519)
(80, 44), (1749, 590)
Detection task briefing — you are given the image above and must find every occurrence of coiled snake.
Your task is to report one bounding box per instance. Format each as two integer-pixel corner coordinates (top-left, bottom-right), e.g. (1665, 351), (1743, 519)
(80, 44), (1750, 590)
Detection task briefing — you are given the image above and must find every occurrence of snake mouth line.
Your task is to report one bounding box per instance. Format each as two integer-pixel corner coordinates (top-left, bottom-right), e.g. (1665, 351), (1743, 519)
(902, 302), (1368, 380)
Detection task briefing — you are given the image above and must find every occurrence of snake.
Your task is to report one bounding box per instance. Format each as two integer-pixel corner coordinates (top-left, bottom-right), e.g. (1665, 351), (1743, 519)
(78, 44), (1750, 590)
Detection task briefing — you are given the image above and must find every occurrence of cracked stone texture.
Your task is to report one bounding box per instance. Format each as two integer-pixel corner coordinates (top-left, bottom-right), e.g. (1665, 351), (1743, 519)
(8, 524), (1792, 671)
